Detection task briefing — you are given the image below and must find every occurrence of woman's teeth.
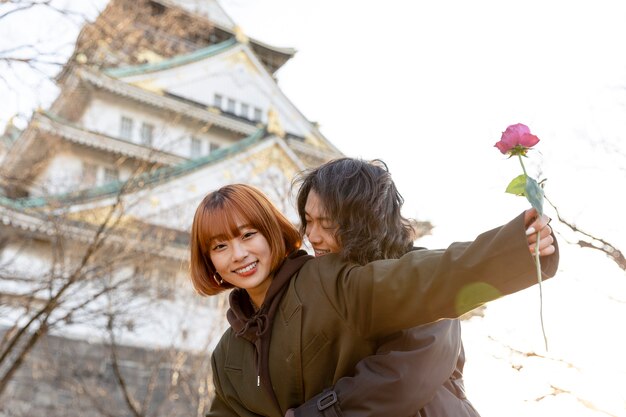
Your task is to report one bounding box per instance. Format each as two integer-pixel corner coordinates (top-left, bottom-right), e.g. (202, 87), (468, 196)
(236, 262), (257, 274)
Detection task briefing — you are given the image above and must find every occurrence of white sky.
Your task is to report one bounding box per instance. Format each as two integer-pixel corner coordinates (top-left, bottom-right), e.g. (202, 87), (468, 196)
(2, 0), (625, 245)
(218, 0), (626, 247)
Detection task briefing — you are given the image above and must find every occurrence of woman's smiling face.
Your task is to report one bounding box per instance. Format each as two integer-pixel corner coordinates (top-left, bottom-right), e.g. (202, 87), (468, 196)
(209, 218), (273, 308)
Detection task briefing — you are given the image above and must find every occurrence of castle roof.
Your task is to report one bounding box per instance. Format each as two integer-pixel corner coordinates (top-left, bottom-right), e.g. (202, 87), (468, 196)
(0, 127), (266, 210)
(103, 38), (238, 78)
(153, 0), (296, 71)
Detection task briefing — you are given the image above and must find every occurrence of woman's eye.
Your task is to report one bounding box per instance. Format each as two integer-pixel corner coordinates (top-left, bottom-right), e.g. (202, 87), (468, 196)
(242, 231), (257, 239)
(211, 243), (226, 251)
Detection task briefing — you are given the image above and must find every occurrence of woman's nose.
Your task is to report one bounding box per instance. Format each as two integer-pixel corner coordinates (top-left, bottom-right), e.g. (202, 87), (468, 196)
(231, 241), (249, 260)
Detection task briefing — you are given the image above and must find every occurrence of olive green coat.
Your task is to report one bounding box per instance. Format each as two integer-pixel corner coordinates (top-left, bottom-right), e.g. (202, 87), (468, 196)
(208, 212), (559, 417)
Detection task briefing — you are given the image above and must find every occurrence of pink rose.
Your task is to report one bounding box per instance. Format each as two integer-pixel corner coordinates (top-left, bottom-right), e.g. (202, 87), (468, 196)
(493, 122), (548, 350)
(494, 123), (540, 154)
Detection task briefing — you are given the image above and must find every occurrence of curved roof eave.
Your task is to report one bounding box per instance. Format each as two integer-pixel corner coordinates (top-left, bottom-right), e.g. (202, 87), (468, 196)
(0, 204), (189, 259)
(211, 21), (296, 57)
(104, 38), (239, 78)
(1, 127), (268, 210)
(38, 111), (187, 165)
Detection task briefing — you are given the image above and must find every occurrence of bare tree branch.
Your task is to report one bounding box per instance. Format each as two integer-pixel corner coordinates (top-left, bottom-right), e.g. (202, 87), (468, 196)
(0, 188), (126, 395)
(0, 1), (49, 20)
(107, 314), (143, 417)
(487, 335), (581, 371)
(487, 336), (619, 416)
(534, 385), (619, 417)
(546, 196), (625, 270)
(1, 0), (93, 22)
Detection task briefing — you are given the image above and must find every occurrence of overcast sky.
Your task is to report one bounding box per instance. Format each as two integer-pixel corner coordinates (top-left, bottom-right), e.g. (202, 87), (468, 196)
(1, 0), (625, 246)
(217, 0), (626, 247)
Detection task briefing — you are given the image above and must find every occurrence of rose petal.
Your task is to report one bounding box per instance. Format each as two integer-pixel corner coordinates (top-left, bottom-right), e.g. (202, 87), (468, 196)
(496, 123), (539, 153)
(494, 140), (511, 154)
(520, 133), (540, 148)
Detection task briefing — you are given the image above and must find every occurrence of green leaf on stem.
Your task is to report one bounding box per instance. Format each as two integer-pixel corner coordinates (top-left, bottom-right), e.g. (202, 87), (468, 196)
(505, 175), (527, 195)
(525, 177), (544, 215)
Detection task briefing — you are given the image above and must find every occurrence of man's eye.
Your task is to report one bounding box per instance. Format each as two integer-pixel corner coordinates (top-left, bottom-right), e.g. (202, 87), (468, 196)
(321, 222), (336, 230)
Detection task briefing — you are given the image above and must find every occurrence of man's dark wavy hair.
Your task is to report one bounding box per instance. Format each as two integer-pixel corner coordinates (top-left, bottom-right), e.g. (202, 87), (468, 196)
(294, 158), (414, 265)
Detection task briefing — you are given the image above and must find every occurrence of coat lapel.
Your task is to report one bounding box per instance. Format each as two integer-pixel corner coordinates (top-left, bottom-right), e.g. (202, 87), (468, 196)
(222, 279), (305, 416)
(271, 278), (304, 411)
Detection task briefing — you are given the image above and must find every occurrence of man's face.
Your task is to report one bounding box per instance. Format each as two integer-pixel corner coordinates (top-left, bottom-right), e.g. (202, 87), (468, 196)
(303, 190), (340, 257)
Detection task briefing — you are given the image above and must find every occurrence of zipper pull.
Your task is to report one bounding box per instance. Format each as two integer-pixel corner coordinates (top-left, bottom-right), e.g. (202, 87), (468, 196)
(257, 375), (260, 387)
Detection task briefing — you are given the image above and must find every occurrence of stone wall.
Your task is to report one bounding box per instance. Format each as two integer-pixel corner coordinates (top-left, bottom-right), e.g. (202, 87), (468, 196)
(0, 328), (213, 417)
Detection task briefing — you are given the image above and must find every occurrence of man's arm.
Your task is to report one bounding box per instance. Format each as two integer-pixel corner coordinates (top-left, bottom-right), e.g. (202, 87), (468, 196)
(314, 210), (559, 339)
(292, 320), (462, 417)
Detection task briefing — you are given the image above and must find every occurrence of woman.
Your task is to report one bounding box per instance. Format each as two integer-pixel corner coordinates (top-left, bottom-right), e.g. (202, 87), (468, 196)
(290, 157), (479, 417)
(189, 183), (557, 417)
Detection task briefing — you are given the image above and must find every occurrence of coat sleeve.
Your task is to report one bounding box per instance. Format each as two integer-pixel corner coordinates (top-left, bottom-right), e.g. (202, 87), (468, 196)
(313, 211), (559, 339)
(292, 320), (462, 417)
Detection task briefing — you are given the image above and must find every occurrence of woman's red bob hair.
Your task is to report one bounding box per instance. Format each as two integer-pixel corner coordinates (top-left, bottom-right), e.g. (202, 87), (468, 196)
(190, 183), (301, 296)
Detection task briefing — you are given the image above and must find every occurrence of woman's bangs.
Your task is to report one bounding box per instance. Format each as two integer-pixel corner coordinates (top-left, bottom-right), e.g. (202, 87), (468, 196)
(198, 203), (242, 252)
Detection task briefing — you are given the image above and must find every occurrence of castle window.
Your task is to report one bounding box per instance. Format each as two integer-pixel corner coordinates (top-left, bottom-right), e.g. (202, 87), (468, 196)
(213, 94), (223, 109)
(209, 142), (220, 153)
(120, 116), (133, 140)
(140, 122), (154, 146)
(240, 103), (249, 119)
(191, 137), (202, 156)
(253, 107), (263, 122)
(103, 167), (119, 183)
(227, 98), (236, 113)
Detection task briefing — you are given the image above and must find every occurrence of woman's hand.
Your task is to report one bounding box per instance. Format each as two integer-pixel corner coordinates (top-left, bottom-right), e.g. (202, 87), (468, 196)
(524, 208), (555, 256)
(285, 409), (295, 417)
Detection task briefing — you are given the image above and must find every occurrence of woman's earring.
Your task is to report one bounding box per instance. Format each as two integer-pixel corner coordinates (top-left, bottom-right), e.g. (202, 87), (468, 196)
(213, 273), (224, 286)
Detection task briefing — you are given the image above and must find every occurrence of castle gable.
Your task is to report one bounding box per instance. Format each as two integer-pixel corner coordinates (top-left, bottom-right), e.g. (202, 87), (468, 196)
(106, 40), (328, 149)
